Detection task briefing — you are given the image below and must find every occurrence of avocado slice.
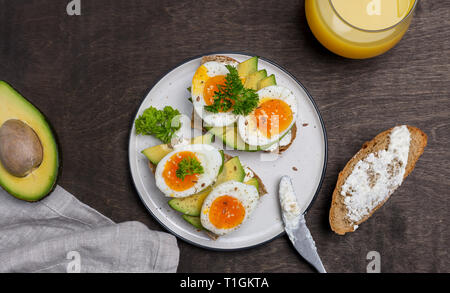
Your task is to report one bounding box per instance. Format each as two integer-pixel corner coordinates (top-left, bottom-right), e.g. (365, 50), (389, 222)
(168, 156), (245, 216)
(141, 133), (214, 165)
(182, 215), (203, 230)
(142, 144), (173, 165)
(237, 56), (258, 79)
(214, 156), (245, 187)
(0, 81), (59, 201)
(168, 186), (212, 216)
(244, 70), (267, 90)
(207, 125), (260, 152)
(258, 74), (277, 90)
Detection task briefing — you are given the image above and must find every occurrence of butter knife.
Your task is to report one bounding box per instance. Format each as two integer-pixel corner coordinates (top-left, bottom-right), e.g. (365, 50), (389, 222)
(279, 176), (326, 273)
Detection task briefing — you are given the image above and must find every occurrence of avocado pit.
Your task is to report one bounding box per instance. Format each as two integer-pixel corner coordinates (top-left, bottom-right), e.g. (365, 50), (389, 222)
(0, 119), (43, 177)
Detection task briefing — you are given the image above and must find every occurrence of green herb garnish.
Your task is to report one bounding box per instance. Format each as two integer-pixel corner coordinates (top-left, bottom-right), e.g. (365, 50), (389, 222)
(176, 157), (204, 180)
(135, 106), (181, 143)
(204, 65), (259, 116)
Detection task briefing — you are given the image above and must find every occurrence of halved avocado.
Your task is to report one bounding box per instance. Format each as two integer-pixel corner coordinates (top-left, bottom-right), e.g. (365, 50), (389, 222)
(0, 81), (59, 201)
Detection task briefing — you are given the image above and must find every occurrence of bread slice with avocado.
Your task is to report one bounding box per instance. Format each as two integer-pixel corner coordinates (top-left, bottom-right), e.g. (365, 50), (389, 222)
(142, 136), (267, 239)
(329, 125), (427, 235)
(191, 55), (297, 154)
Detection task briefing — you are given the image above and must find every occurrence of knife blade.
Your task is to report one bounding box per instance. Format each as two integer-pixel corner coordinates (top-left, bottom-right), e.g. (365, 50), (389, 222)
(279, 176), (326, 273)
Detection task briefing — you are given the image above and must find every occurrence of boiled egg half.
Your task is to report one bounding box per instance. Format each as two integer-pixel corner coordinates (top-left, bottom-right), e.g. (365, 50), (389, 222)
(191, 61), (239, 127)
(201, 181), (259, 236)
(238, 85), (298, 149)
(155, 144), (223, 198)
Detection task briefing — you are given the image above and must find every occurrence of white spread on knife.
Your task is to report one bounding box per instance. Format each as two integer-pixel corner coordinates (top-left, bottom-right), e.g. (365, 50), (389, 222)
(341, 125), (411, 224)
(279, 176), (302, 230)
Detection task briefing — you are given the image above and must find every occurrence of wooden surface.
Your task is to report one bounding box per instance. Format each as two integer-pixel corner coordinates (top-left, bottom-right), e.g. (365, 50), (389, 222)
(0, 0), (449, 273)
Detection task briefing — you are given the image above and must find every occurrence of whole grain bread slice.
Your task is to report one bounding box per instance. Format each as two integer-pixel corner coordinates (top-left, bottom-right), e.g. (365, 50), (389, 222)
(201, 55), (239, 65)
(192, 54), (298, 154)
(329, 125), (427, 235)
(147, 151), (267, 240)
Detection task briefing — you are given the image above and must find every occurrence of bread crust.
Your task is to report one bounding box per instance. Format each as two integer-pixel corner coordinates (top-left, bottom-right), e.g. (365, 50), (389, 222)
(201, 55), (239, 65)
(329, 126), (427, 235)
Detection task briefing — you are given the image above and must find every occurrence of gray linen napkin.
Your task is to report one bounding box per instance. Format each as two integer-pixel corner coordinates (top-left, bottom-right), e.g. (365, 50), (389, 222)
(0, 185), (179, 273)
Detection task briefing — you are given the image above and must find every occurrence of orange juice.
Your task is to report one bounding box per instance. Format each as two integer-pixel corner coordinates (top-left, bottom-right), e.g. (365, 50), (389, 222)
(305, 0), (417, 59)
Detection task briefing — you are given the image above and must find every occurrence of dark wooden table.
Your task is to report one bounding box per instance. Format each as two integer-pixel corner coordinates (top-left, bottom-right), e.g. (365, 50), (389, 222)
(1, 0), (449, 273)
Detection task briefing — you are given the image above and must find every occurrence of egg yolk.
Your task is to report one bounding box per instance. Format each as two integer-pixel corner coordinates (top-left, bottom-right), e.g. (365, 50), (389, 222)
(255, 98), (293, 138)
(203, 75), (234, 112)
(162, 151), (200, 192)
(209, 195), (246, 229)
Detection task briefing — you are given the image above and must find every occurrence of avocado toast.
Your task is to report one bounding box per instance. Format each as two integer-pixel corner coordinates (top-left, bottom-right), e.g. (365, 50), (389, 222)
(142, 134), (267, 240)
(189, 55), (298, 154)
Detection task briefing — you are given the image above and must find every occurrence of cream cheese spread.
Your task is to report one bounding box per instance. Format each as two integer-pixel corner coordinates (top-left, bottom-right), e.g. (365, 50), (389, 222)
(341, 125), (411, 223)
(243, 166), (255, 182)
(279, 176), (302, 230)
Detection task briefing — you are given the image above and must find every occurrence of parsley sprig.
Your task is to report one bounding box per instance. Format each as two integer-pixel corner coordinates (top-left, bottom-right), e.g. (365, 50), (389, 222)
(176, 157), (204, 180)
(204, 65), (259, 116)
(135, 106), (181, 143)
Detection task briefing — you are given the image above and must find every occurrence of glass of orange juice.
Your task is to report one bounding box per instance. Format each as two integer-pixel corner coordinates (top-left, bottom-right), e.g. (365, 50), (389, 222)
(305, 0), (417, 59)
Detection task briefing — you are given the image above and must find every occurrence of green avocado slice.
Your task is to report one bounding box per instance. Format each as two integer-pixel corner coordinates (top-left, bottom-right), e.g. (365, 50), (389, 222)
(237, 56), (258, 79)
(182, 215), (203, 230)
(168, 156), (245, 217)
(0, 81), (59, 201)
(206, 124), (260, 152)
(258, 74), (277, 90)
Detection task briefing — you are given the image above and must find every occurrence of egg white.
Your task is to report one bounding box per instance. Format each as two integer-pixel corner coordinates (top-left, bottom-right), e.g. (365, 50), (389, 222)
(200, 181), (259, 236)
(155, 144), (223, 198)
(238, 85), (298, 149)
(191, 61), (239, 127)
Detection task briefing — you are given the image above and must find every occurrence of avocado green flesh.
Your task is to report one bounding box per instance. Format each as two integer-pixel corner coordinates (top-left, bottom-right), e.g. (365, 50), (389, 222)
(0, 81), (59, 201)
(206, 125), (260, 152)
(258, 74), (277, 90)
(244, 70), (267, 90)
(237, 56), (258, 79)
(244, 177), (259, 192)
(168, 156), (245, 222)
(141, 133), (214, 165)
(168, 186), (212, 216)
(207, 122), (293, 152)
(182, 215), (203, 230)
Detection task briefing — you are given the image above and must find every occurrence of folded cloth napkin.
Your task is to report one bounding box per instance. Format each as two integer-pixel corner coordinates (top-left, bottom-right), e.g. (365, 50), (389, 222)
(0, 186), (179, 273)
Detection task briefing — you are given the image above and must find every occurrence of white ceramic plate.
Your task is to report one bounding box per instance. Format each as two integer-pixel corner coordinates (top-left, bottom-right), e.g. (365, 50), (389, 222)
(129, 53), (327, 251)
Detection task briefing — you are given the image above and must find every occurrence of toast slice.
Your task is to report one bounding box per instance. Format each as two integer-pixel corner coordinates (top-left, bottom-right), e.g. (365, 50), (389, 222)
(192, 55), (297, 154)
(329, 125), (427, 235)
(147, 153), (267, 197)
(148, 152), (268, 240)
